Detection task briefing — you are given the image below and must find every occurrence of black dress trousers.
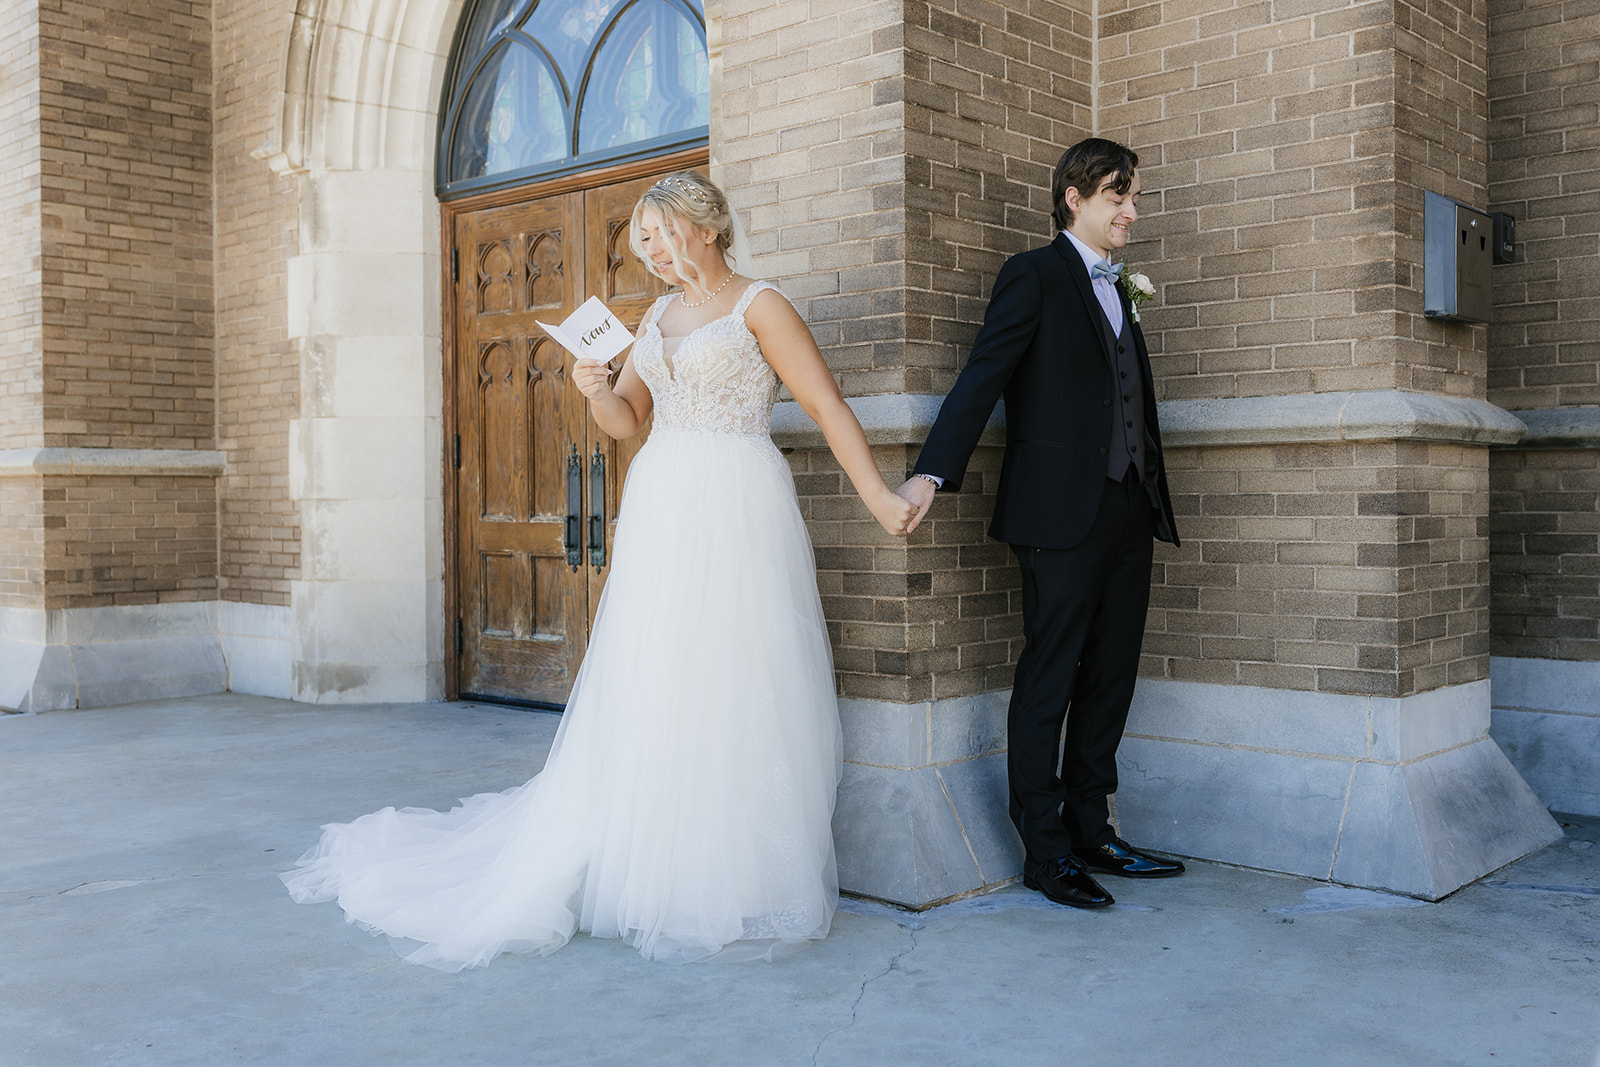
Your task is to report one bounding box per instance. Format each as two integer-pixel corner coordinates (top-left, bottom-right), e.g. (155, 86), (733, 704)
(1007, 471), (1155, 862)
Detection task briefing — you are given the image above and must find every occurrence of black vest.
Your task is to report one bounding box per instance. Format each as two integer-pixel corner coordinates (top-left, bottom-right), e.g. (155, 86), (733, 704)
(1103, 306), (1145, 483)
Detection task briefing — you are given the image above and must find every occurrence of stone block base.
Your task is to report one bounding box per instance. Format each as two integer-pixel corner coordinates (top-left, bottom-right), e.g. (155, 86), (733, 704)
(219, 602), (293, 700)
(0, 598), (428, 711)
(1490, 656), (1600, 817)
(0, 603), (228, 712)
(832, 692), (1023, 907)
(1116, 678), (1562, 899)
(829, 677), (1564, 905)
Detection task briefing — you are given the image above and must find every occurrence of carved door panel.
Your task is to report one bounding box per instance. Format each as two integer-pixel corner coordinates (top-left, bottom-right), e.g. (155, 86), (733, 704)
(456, 195), (588, 703)
(453, 172), (673, 704)
(581, 175), (669, 628)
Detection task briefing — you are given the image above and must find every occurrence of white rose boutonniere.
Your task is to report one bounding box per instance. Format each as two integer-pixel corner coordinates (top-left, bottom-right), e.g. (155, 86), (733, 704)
(1120, 270), (1156, 323)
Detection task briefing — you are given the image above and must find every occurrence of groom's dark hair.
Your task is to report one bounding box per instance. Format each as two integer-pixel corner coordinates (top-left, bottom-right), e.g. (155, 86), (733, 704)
(1051, 138), (1139, 231)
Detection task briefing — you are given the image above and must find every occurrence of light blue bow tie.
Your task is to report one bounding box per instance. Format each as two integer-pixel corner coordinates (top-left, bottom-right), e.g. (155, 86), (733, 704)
(1090, 259), (1123, 282)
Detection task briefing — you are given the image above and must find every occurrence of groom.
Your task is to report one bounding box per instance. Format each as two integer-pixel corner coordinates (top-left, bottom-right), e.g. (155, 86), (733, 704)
(896, 138), (1182, 909)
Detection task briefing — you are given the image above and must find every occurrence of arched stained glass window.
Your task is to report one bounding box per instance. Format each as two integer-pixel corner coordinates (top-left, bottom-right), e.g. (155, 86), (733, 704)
(450, 43), (567, 180)
(577, 2), (707, 154)
(438, 0), (708, 198)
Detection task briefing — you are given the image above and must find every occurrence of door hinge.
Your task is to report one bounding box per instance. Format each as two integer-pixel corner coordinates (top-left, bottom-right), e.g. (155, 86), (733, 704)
(451, 246), (459, 284)
(452, 432), (461, 470)
(454, 617), (463, 656)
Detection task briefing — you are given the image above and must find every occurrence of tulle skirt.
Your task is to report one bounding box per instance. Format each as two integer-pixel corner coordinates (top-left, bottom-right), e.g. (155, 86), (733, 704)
(281, 429), (843, 970)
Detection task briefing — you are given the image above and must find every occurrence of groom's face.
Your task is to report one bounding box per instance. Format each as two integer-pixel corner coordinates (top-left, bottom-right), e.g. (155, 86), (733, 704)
(1065, 171), (1141, 258)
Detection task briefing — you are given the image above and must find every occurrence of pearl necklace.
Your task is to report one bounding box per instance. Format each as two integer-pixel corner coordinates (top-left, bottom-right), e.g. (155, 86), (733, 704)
(679, 272), (735, 309)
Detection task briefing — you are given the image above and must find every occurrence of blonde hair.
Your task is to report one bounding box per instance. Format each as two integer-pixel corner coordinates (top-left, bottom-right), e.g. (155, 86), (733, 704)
(629, 171), (737, 291)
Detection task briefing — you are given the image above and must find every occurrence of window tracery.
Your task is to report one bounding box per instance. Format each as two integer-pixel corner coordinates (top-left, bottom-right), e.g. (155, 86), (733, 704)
(439, 0), (708, 197)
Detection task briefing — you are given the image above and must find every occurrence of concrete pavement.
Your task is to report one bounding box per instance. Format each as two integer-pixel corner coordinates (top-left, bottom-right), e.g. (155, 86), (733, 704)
(2, 694), (1597, 1066)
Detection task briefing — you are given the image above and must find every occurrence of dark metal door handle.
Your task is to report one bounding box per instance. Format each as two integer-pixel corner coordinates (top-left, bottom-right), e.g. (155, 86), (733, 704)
(564, 445), (582, 571)
(587, 445), (607, 569)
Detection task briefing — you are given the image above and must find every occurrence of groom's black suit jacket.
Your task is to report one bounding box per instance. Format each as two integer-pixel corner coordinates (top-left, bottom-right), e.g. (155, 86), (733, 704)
(914, 233), (1179, 550)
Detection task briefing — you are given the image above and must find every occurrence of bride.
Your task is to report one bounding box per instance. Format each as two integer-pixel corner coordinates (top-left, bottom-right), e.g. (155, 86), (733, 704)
(280, 171), (917, 970)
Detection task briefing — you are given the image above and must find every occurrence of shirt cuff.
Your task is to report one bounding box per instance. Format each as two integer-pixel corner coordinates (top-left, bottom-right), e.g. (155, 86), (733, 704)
(915, 473), (944, 489)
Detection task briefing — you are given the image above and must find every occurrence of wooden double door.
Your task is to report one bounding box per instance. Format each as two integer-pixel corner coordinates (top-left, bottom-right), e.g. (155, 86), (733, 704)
(450, 166), (679, 705)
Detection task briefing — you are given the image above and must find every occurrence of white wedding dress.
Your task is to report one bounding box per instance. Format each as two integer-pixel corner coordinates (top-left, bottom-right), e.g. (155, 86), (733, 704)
(281, 281), (843, 969)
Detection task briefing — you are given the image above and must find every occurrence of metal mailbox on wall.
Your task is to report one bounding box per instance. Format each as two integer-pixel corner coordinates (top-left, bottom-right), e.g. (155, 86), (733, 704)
(1425, 190), (1494, 323)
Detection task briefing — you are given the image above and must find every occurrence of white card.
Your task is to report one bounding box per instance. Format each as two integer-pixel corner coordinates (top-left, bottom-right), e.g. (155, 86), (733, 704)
(536, 296), (636, 364)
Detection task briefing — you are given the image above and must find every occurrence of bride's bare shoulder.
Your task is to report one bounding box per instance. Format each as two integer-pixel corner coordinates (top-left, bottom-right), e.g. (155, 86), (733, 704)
(741, 283), (800, 328)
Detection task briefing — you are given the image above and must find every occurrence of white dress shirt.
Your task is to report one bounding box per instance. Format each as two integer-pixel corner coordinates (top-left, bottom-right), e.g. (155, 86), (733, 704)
(1061, 228), (1123, 336)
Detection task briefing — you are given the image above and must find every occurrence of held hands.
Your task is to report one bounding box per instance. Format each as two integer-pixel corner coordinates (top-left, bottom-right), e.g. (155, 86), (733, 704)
(572, 358), (614, 399)
(893, 476), (937, 535)
(868, 486), (919, 538)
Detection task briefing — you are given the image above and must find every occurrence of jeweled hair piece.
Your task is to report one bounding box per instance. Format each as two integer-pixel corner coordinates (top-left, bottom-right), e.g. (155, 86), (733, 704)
(629, 171), (737, 289)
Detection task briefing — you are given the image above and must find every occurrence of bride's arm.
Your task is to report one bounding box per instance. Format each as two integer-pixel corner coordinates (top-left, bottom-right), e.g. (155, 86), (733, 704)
(746, 291), (916, 538)
(574, 352), (653, 438)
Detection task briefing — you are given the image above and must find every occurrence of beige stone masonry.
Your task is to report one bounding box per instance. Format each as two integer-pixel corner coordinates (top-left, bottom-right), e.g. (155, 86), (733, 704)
(0, 0), (222, 622)
(36, 0), (216, 452)
(1148, 440), (1491, 697)
(901, 0), (1094, 395)
(1485, 0), (1600, 690)
(1487, 0), (1600, 412)
(1101, 0), (1489, 405)
(0, 0), (42, 455)
(215, 0), (303, 608)
(1490, 447), (1600, 660)
(262, 0), (456, 701)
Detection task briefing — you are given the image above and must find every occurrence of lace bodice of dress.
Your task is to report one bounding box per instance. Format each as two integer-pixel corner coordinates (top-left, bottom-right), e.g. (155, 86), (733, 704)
(633, 281), (784, 435)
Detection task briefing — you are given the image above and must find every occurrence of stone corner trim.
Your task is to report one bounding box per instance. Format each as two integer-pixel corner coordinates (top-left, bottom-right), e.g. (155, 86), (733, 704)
(1157, 390), (1527, 448)
(0, 448), (227, 478)
(1497, 407), (1600, 449)
(771, 390), (1526, 450)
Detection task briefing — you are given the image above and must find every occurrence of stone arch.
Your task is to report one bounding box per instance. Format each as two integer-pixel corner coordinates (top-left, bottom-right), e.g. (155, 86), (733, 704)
(263, 0), (471, 703)
(259, 0), (468, 175)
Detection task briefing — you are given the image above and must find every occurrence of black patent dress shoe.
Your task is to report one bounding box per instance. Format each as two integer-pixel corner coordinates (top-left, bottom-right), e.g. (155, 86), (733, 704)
(1074, 836), (1186, 879)
(1022, 855), (1114, 909)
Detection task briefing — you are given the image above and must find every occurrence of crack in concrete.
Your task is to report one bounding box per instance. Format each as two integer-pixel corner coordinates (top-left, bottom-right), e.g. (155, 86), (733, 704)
(59, 879), (150, 896)
(1327, 760), (1360, 880)
(810, 928), (919, 1066)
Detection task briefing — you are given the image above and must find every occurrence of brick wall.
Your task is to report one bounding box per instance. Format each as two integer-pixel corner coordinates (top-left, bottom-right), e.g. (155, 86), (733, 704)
(1144, 441), (1490, 696)
(794, 444), (1021, 701)
(6, 0), (223, 611)
(721, 0), (1088, 398)
(1101, 0), (1487, 404)
(902, 0), (1093, 396)
(0, 2), (44, 609)
(41, 475), (218, 608)
(724, 0), (1087, 702)
(36, 0), (214, 451)
(1392, 0), (1490, 397)
(4, 0), (300, 615)
(0, 481), (45, 610)
(1485, 0), (1600, 410)
(718, 0), (906, 397)
(1088, 0), (1495, 697)
(0, 0), (42, 452)
(1490, 449), (1600, 659)
(214, 0), (300, 606)
(1486, 0), (1600, 662)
